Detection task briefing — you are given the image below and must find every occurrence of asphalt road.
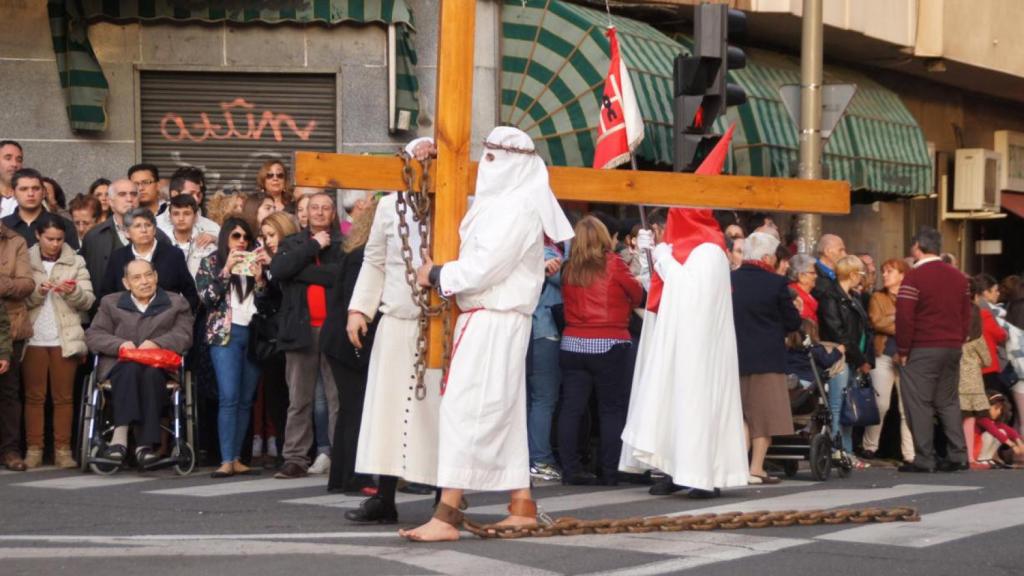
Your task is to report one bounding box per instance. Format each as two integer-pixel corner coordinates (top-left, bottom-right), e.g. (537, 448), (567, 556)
(1, 462), (1021, 576)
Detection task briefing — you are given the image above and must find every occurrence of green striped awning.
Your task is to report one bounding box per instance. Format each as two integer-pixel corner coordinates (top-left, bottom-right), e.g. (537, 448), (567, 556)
(501, 0), (684, 167)
(732, 50), (932, 196)
(672, 38), (932, 197)
(46, 0), (421, 133)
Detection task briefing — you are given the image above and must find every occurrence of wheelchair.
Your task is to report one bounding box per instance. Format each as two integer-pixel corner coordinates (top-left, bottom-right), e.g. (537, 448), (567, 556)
(78, 354), (197, 475)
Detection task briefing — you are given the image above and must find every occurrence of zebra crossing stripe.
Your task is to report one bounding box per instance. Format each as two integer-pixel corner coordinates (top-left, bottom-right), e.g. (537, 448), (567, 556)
(514, 531), (810, 576)
(471, 481), (813, 517)
(145, 476), (326, 497)
(671, 483), (980, 516)
(13, 475), (154, 490)
(818, 496), (1024, 548)
(283, 491), (433, 508)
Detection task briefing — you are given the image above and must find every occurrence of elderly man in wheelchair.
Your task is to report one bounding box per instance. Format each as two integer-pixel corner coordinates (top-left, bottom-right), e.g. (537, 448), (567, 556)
(85, 259), (194, 469)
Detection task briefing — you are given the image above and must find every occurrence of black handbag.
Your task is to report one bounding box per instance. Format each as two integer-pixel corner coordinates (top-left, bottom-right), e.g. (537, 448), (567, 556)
(247, 311), (281, 363)
(840, 372), (880, 427)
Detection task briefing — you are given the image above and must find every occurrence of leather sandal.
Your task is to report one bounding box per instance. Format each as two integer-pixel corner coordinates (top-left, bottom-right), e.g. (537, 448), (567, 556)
(432, 502), (465, 528)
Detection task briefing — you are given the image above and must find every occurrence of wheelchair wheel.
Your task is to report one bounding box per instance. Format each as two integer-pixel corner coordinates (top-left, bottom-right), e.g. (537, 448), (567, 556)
(79, 377), (98, 473)
(809, 433), (832, 481)
(782, 460), (799, 478)
(173, 443), (196, 476)
(88, 444), (120, 476)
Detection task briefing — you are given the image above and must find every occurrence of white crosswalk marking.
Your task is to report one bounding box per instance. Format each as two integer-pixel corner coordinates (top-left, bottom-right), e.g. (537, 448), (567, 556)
(145, 476), (326, 497)
(671, 483), (980, 516)
(13, 475), (155, 490)
(472, 482), (813, 516)
(818, 496), (1024, 548)
(514, 531), (809, 576)
(283, 491), (432, 508)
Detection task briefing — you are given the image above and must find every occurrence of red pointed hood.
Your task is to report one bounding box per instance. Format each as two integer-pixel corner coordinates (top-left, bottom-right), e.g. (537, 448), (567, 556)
(646, 125), (733, 313)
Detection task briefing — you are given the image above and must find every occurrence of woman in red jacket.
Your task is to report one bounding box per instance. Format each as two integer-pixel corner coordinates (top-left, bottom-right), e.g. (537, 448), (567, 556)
(557, 216), (645, 486)
(974, 274), (1008, 395)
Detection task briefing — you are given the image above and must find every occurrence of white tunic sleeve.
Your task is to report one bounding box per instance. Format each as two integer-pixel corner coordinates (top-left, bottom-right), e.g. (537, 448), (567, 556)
(438, 200), (532, 298)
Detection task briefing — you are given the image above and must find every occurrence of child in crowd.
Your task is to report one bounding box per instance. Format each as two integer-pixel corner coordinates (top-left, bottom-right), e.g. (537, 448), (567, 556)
(976, 393), (1023, 468)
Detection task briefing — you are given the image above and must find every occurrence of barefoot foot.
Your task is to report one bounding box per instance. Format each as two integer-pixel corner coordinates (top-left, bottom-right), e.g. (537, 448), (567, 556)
(398, 518), (460, 542)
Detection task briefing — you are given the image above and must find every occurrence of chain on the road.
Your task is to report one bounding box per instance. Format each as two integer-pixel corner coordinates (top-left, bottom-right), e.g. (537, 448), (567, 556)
(462, 506), (921, 539)
(396, 152), (453, 399)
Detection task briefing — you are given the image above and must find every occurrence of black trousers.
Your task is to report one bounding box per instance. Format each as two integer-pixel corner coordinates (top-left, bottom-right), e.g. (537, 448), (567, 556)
(109, 362), (169, 445)
(0, 341), (24, 457)
(557, 344), (632, 479)
(327, 356), (368, 491)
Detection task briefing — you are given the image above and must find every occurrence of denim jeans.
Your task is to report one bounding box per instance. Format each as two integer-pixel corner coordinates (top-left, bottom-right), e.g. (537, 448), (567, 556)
(526, 337), (561, 465)
(314, 374), (330, 455)
(210, 324), (262, 464)
(827, 367), (853, 453)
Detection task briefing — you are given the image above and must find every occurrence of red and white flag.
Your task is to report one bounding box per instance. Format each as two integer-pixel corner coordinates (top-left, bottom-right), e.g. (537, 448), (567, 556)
(593, 27), (645, 169)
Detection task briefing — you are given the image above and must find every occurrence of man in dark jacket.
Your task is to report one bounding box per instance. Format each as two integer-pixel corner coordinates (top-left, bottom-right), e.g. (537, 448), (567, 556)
(1, 168), (79, 250)
(732, 231), (801, 484)
(270, 192), (343, 479)
(85, 259), (194, 466)
(80, 179), (170, 307)
(99, 208), (198, 312)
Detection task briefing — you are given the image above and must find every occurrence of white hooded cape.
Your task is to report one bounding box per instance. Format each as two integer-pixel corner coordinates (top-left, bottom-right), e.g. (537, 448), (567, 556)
(619, 243), (749, 490)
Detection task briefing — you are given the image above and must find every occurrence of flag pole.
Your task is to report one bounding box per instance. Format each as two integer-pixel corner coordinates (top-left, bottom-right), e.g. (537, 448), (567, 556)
(628, 153), (656, 274)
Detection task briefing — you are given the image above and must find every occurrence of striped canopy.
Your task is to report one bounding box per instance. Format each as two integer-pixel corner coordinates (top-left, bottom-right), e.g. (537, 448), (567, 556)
(501, 0), (684, 167)
(46, 0), (420, 133)
(720, 47), (933, 197)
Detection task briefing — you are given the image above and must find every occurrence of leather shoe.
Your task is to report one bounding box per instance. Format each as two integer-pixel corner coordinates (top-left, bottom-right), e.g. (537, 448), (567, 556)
(897, 463), (934, 473)
(3, 452), (27, 472)
(687, 488), (721, 499)
(648, 476), (684, 495)
(274, 462), (308, 479)
(936, 460), (968, 472)
(562, 471), (598, 486)
(345, 497), (398, 524)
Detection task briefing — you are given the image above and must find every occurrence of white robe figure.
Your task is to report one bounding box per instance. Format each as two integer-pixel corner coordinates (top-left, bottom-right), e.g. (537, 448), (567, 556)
(349, 139), (441, 486)
(619, 213), (749, 491)
(435, 127), (573, 491)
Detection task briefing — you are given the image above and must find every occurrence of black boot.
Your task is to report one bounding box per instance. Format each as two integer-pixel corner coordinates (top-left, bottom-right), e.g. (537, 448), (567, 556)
(686, 488), (721, 499)
(344, 496), (398, 524)
(648, 475), (684, 496)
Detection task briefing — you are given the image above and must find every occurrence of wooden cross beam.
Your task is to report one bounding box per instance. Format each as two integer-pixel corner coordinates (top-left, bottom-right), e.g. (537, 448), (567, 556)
(294, 1), (849, 368)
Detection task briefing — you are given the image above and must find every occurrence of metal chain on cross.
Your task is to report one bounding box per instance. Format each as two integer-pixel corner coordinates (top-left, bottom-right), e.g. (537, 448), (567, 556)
(396, 152), (453, 400)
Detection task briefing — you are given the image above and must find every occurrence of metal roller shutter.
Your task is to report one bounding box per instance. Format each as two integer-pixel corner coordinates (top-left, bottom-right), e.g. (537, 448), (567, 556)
(140, 71), (336, 194)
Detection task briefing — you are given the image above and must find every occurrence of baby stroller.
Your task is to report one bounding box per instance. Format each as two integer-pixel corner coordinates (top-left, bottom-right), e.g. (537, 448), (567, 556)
(766, 334), (853, 480)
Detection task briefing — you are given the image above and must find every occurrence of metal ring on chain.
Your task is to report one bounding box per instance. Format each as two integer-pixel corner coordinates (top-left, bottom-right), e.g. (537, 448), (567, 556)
(461, 506), (920, 539)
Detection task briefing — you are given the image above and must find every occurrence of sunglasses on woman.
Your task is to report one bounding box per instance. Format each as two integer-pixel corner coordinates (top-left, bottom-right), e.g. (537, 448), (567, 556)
(231, 231), (249, 241)
(266, 172), (286, 180)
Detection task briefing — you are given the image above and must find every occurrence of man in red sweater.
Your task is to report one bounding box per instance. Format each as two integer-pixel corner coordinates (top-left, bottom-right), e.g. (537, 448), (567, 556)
(895, 227), (971, 473)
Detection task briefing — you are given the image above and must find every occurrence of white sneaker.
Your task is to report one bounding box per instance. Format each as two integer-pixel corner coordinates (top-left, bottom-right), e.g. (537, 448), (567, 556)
(308, 453), (331, 474)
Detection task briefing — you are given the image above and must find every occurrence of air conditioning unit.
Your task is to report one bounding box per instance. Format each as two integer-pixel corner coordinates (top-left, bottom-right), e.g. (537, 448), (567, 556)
(994, 130), (1024, 192)
(953, 148), (1001, 212)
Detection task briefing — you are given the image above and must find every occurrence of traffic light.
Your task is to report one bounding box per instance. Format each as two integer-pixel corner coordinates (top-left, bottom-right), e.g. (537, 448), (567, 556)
(673, 4), (748, 172)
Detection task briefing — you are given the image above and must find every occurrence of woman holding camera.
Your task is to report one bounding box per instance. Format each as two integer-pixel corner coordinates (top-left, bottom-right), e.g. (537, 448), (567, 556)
(196, 217), (266, 478)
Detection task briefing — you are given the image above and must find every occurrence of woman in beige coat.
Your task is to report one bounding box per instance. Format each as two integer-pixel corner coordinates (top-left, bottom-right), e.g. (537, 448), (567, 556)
(23, 214), (94, 468)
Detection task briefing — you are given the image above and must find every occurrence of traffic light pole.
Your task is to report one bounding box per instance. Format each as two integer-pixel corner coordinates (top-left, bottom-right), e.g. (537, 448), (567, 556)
(794, 0), (824, 255)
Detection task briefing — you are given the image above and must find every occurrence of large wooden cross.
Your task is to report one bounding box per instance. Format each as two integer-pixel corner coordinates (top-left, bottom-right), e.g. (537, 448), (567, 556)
(294, 2), (849, 367)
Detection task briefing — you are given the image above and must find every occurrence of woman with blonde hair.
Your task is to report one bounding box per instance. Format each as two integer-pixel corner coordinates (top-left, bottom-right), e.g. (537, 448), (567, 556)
(257, 160), (294, 212)
(248, 211), (301, 468)
(557, 216), (644, 485)
(818, 254), (873, 468)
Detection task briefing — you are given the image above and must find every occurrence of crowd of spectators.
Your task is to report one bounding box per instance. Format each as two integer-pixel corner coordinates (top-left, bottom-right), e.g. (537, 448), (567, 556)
(0, 136), (1021, 491)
